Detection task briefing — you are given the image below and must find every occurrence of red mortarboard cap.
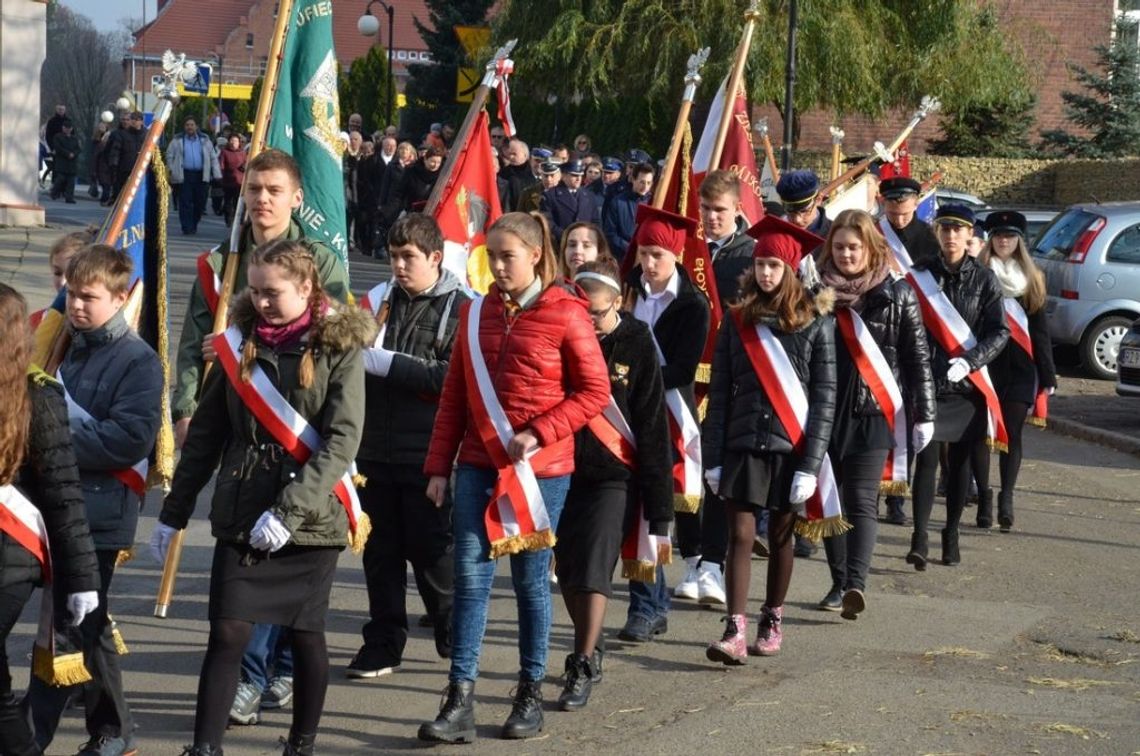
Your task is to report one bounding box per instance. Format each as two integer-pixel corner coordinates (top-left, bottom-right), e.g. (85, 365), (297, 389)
(746, 214), (826, 269)
(632, 204), (698, 254)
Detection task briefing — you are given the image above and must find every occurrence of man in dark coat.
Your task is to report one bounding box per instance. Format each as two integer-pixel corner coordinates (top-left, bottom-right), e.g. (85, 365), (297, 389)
(518, 159), (560, 214)
(540, 159), (598, 243)
(49, 119), (80, 203)
(106, 112), (146, 201)
(602, 162), (654, 262)
(777, 169), (832, 239)
(879, 176), (940, 265)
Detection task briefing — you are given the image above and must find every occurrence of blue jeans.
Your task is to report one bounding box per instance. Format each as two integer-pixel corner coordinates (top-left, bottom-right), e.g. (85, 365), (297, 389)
(449, 465), (569, 684)
(627, 564), (671, 622)
(240, 623), (294, 691)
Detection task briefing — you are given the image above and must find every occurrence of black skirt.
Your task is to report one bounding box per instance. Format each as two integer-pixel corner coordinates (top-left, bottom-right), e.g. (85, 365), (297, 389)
(554, 479), (631, 597)
(208, 541), (341, 632)
(932, 392), (987, 444)
(719, 451), (797, 513)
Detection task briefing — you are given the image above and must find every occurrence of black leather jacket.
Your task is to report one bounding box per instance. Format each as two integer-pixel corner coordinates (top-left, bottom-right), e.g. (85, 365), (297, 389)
(703, 301), (836, 477)
(911, 254), (1010, 397)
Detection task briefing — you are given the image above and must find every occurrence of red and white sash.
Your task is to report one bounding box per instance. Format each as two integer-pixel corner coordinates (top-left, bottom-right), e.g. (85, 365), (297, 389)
(586, 398), (672, 582)
(647, 335), (703, 514)
(1003, 298), (1048, 427)
(58, 376), (148, 498)
(196, 247), (223, 315)
(213, 326), (369, 551)
(0, 484), (50, 577)
(729, 311), (847, 540)
(835, 308), (909, 494)
(462, 298), (558, 558)
(879, 218), (1010, 451)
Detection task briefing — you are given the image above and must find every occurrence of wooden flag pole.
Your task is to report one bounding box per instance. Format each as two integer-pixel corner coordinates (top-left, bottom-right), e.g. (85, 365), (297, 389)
(154, 0), (296, 621)
(829, 126), (845, 181)
(707, 0), (762, 173)
(652, 48), (710, 209)
(425, 40), (517, 216)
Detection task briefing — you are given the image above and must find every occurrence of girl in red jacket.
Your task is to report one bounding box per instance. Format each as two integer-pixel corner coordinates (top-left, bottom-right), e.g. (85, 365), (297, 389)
(418, 212), (609, 744)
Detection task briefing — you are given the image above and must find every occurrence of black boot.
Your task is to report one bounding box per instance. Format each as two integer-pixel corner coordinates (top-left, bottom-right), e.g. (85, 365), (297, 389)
(181, 747), (223, 756)
(557, 653), (595, 711)
(592, 637), (605, 683)
(885, 496), (906, 525)
(418, 681), (476, 743)
(998, 489), (1014, 532)
(501, 678), (544, 739)
(280, 732), (316, 756)
(975, 488), (994, 529)
(941, 528), (960, 566)
(906, 531), (928, 571)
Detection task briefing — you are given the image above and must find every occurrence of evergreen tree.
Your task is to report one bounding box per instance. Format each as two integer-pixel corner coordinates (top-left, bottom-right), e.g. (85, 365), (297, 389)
(929, 93), (1037, 158)
(339, 46), (392, 135)
(1041, 18), (1140, 158)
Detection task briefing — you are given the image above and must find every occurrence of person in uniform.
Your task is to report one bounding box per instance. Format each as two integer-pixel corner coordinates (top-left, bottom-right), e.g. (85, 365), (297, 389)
(540, 159), (599, 244)
(518, 160), (561, 214)
(776, 170), (831, 239)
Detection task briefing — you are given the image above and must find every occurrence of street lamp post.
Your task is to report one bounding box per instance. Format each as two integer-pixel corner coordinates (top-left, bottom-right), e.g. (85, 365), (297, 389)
(358, 0), (396, 129)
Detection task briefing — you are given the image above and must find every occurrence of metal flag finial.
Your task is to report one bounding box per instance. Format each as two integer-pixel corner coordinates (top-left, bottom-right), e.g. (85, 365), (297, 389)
(683, 47), (711, 100)
(829, 126), (845, 144)
(916, 95), (942, 120)
(754, 117), (769, 138)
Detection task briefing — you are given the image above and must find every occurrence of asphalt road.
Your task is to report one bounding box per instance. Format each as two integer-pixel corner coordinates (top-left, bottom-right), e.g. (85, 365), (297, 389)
(2, 189), (1139, 755)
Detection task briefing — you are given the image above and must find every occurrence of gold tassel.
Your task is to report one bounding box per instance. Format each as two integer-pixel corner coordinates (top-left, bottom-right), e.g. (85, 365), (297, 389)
(673, 493), (701, 514)
(32, 644), (92, 687)
(348, 511), (373, 554)
(352, 472), (368, 488)
(109, 615), (129, 655)
(794, 515), (853, 544)
(697, 394), (709, 422)
(114, 547), (134, 567)
(487, 529), (556, 560)
(151, 148), (176, 491)
(1027, 417), (1046, 428)
(879, 480), (910, 497)
(694, 362), (712, 385)
(621, 560), (657, 583)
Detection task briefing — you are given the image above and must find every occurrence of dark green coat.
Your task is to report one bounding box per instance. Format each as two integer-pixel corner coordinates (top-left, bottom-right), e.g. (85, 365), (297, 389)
(160, 295), (375, 547)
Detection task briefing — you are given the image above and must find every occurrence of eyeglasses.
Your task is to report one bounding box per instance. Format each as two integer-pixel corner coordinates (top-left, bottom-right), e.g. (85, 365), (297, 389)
(587, 303), (615, 318)
(576, 140), (589, 147)
(491, 134), (504, 141)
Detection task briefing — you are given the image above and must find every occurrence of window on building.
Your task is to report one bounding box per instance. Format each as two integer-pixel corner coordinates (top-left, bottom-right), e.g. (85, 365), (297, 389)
(397, 51), (408, 60)
(246, 33), (254, 49)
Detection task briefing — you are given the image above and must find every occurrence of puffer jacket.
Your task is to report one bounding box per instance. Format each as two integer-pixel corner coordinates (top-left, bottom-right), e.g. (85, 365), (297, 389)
(988, 296), (1056, 405)
(911, 254), (1010, 397)
(161, 296), (374, 547)
(839, 276), (936, 423)
(60, 310), (163, 551)
(3, 373), (99, 594)
(702, 293), (837, 476)
(708, 217), (755, 309)
(424, 283), (610, 479)
(358, 270), (471, 465)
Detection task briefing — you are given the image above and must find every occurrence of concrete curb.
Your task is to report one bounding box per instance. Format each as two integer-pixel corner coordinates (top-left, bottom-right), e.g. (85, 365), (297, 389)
(1044, 415), (1140, 458)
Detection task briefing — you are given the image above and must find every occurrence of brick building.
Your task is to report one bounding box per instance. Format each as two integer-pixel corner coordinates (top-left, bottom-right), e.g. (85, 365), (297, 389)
(760, 0), (1125, 156)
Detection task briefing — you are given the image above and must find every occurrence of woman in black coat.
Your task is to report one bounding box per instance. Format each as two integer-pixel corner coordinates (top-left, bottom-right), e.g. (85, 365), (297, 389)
(976, 212), (1056, 532)
(908, 205), (1009, 569)
(398, 147), (444, 214)
(815, 210), (935, 619)
(553, 259), (672, 711)
(0, 283), (99, 756)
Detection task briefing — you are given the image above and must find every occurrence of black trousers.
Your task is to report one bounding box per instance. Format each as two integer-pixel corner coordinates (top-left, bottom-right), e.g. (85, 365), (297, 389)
(913, 440), (972, 538)
(0, 580), (37, 756)
(824, 447), (890, 592)
(357, 461), (454, 665)
(178, 169), (208, 233)
(50, 171), (76, 201)
(676, 481), (728, 565)
(28, 549), (133, 749)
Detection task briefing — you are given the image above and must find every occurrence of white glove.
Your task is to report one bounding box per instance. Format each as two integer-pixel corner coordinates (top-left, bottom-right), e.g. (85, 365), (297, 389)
(149, 522), (178, 565)
(789, 472), (818, 504)
(1046, 386), (1056, 396)
(362, 347), (395, 377)
(249, 510), (291, 553)
(66, 591), (99, 626)
(912, 421), (935, 453)
(704, 467), (722, 494)
(945, 357), (971, 383)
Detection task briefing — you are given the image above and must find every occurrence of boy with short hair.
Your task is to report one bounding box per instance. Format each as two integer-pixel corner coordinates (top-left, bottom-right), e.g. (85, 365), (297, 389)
(28, 244), (163, 756)
(347, 213), (468, 678)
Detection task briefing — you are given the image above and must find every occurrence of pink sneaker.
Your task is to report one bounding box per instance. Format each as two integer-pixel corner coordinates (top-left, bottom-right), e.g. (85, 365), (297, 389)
(705, 614), (748, 665)
(749, 606), (783, 656)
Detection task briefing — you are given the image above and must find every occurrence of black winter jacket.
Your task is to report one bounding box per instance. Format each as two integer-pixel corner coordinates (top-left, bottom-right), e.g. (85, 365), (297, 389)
(703, 295), (837, 477)
(889, 215), (941, 267)
(911, 254), (1010, 397)
(3, 375), (99, 594)
(358, 270), (470, 466)
(708, 217), (754, 309)
(572, 314), (674, 533)
(397, 160), (440, 212)
(988, 296), (1056, 404)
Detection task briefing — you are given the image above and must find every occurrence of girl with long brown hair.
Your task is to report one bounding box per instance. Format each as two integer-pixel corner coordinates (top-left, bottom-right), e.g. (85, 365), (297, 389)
(559, 221), (614, 279)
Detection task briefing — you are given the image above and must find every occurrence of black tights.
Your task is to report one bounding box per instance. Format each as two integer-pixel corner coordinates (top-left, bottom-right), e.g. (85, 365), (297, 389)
(969, 400), (1030, 497)
(194, 619), (328, 747)
(725, 503), (796, 612)
(913, 439), (972, 536)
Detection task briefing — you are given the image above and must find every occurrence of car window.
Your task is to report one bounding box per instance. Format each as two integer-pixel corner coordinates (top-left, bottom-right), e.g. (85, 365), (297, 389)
(1107, 223), (1140, 264)
(1032, 209), (1098, 261)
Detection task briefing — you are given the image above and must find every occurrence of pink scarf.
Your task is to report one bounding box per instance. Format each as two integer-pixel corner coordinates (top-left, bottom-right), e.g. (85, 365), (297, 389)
(255, 308), (313, 349)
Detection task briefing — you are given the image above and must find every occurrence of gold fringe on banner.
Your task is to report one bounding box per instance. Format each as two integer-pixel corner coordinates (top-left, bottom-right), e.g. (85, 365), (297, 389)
(879, 480), (910, 497)
(150, 148), (176, 491)
(488, 529), (556, 560)
(795, 515), (852, 544)
(694, 362), (712, 385)
(674, 493), (701, 514)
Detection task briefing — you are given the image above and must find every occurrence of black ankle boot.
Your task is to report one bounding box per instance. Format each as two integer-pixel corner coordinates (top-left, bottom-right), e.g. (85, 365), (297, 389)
(501, 678), (544, 739)
(998, 490), (1014, 532)
(557, 653), (595, 711)
(592, 637), (605, 683)
(976, 488), (994, 529)
(281, 732), (316, 756)
(885, 497), (907, 525)
(181, 746), (223, 756)
(906, 531), (928, 571)
(418, 680), (476, 743)
(941, 527), (961, 566)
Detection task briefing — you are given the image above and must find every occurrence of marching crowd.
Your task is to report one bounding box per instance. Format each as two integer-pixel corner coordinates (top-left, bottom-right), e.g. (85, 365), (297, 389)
(3, 116), (1056, 755)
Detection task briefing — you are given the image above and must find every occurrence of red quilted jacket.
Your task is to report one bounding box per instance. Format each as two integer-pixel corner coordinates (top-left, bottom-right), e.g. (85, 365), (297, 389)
(424, 283), (609, 478)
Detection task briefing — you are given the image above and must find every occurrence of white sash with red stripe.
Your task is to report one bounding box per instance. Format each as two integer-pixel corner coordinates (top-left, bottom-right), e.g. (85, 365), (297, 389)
(0, 484), (50, 577)
(213, 326), (369, 551)
(835, 308), (909, 494)
(730, 312), (847, 540)
(463, 298), (557, 558)
(646, 335), (703, 514)
(196, 247), (223, 315)
(57, 376), (148, 498)
(1002, 297), (1048, 427)
(879, 218), (1010, 451)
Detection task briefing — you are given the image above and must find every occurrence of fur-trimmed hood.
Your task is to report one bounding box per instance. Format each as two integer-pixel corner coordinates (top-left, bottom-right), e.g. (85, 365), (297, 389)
(230, 292), (378, 353)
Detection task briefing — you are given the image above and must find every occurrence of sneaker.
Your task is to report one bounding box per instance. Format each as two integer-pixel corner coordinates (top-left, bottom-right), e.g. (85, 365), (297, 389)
(817, 585), (842, 612)
(706, 614), (748, 666)
(78, 735), (137, 756)
(345, 648), (400, 679)
(751, 535), (770, 559)
(262, 675), (293, 709)
(617, 614), (667, 643)
(696, 562), (726, 606)
(840, 588), (866, 621)
(672, 556), (700, 599)
(749, 605), (784, 657)
(229, 680), (261, 725)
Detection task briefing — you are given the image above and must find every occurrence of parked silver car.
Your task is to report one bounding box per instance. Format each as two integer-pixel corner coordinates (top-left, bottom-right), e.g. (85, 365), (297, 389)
(1032, 202), (1140, 379)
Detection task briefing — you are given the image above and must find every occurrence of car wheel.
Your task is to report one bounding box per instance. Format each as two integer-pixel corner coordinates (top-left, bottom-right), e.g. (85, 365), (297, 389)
(1080, 315), (1133, 380)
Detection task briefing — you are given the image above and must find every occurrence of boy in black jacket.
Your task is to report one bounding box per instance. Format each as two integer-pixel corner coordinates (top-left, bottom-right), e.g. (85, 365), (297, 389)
(347, 213), (470, 678)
